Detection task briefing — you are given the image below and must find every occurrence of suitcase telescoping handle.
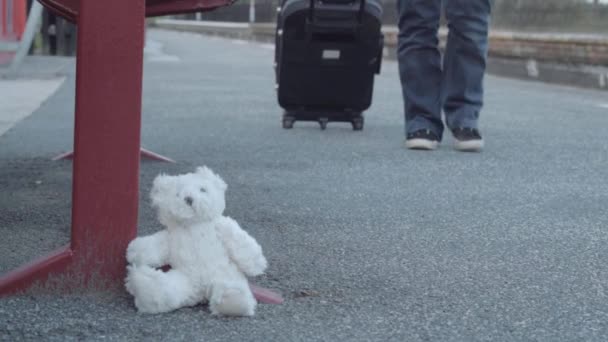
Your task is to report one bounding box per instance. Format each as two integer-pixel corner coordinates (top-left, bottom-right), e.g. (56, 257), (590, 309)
(307, 0), (367, 29)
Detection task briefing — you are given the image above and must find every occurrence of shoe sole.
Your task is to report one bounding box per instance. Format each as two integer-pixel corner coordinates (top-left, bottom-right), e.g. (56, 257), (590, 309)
(454, 139), (484, 152)
(405, 139), (439, 150)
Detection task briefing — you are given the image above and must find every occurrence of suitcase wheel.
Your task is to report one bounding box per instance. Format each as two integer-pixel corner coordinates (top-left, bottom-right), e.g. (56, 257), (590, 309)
(282, 112), (295, 129)
(319, 117), (329, 130)
(352, 116), (364, 131)
(282, 117), (295, 129)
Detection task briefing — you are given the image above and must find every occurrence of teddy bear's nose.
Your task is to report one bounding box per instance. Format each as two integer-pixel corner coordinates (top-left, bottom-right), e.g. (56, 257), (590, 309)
(185, 196), (193, 206)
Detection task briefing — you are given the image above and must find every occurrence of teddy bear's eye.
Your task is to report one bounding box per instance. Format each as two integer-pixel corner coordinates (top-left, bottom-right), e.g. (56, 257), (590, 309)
(200, 187), (206, 193)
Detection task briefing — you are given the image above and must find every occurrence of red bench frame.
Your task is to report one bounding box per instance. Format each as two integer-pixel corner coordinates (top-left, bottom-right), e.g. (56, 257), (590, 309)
(0, 0), (232, 295)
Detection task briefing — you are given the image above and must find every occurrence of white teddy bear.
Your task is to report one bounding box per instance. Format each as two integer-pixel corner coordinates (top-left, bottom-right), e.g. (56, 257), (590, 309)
(125, 166), (268, 316)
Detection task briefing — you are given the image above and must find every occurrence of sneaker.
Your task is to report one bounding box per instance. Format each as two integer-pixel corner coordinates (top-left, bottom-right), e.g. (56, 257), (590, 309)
(405, 129), (440, 150)
(451, 127), (484, 152)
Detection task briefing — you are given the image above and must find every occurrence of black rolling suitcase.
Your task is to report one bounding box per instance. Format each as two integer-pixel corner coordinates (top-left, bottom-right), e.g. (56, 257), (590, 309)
(274, 0), (383, 130)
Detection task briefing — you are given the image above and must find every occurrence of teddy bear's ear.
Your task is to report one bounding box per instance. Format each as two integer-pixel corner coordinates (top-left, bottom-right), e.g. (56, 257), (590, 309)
(150, 173), (174, 203)
(196, 166), (227, 192)
(212, 173), (227, 192)
(195, 166), (212, 178)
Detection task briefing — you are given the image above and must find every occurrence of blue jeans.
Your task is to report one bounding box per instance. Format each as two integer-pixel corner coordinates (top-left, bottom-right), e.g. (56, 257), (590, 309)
(397, 0), (492, 139)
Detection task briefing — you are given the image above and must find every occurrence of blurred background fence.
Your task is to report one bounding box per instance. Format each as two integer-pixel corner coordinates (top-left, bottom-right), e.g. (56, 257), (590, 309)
(28, 0), (608, 57)
(183, 0), (608, 33)
(23, 0), (608, 90)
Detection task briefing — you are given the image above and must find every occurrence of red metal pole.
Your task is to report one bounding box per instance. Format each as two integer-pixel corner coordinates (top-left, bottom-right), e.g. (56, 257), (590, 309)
(69, 0), (144, 286)
(0, 0), (145, 294)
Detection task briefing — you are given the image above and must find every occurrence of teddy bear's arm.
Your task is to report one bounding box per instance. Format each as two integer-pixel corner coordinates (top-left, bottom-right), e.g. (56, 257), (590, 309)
(216, 217), (268, 277)
(126, 230), (170, 267)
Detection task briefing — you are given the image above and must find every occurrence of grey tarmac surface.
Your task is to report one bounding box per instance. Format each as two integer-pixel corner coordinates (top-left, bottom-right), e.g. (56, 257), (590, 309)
(1, 29), (607, 341)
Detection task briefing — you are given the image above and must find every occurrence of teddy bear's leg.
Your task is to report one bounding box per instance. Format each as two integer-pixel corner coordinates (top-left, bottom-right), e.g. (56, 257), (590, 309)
(209, 279), (257, 317)
(125, 266), (198, 314)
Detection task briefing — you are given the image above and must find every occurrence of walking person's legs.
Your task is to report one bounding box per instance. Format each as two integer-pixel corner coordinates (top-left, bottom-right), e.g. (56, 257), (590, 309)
(397, 0), (443, 150)
(442, 0), (492, 152)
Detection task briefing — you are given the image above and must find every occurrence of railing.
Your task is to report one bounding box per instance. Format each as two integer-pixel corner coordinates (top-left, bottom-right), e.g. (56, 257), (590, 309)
(175, 0), (608, 34)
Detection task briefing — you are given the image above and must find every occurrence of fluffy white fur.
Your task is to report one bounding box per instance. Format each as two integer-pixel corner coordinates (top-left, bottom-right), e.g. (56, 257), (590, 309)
(125, 166), (268, 316)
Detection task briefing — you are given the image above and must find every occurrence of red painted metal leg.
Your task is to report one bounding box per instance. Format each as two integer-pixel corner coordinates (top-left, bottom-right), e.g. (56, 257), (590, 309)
(69, 0), (145, 286)
(0, 0), (146, 295)
(139, 148), (175, 163)
(249, 283), (284, 304)
(52, 148), (175, 163)
(0, 246), (73, 294)
(51, 150), (75, 161)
